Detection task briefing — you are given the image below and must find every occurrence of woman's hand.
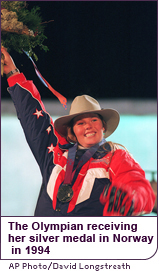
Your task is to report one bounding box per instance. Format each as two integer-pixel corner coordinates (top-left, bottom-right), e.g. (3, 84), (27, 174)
(1, 47), (20, 76)
(100, 184), (134, 216)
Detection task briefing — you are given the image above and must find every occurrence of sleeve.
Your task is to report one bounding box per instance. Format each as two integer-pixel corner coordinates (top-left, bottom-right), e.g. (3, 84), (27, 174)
(103, 149), (156, 216)
(7, 73), (68, 178)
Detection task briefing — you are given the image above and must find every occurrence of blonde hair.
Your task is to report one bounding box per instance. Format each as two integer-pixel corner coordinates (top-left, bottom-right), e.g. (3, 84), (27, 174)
(106, 141), (132, 157)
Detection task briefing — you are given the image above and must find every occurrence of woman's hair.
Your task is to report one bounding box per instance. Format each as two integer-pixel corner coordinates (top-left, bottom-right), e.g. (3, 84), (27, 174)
(66, 114), (107, 143)
(66, 125), (77, 143)
(106, 141), (130, 153)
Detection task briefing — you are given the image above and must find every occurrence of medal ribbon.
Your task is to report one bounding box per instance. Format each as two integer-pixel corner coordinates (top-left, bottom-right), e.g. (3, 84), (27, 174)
(63, 139), (106, 185)
(22, 50), (67, 109)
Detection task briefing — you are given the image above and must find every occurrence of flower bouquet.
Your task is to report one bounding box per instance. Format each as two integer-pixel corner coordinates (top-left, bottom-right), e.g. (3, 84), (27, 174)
(1, 1), (49, 76)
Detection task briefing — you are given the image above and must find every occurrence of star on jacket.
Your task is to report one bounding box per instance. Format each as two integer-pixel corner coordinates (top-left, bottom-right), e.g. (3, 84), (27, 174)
(47, 144), (54, 153)
(46, 126), (51, 134)
(33, 109), (43, 119)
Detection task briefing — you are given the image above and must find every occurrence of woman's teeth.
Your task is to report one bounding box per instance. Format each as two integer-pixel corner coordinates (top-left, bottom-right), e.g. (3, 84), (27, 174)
(85, 133), (95, 137)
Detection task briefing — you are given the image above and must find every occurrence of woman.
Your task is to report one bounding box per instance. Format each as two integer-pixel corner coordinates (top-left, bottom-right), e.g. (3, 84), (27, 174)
(1, 48), (155, 216)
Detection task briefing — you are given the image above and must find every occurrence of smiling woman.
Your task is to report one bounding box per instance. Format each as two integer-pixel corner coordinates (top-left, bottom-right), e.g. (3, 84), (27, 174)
(1, 48), (156, 217)
(72, 113), (105, 148)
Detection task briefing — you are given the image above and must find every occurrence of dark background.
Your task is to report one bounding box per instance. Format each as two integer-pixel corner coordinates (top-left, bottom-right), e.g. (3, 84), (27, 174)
(1, 0), (157, 100)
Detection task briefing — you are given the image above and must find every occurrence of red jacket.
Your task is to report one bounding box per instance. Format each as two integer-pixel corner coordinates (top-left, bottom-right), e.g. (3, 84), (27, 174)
(7, 73), (155, 216)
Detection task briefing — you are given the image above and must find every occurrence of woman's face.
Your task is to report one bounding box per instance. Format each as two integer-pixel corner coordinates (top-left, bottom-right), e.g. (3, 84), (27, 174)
(73, 113), (105, 148)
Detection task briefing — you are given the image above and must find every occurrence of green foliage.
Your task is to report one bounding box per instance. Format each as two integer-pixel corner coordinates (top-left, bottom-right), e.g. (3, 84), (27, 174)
(1, 1), (49, 60)
(1, 1), (25, 11)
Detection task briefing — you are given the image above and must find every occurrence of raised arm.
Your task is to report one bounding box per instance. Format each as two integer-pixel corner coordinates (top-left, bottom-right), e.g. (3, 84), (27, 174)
(1, 48), (67, 178)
